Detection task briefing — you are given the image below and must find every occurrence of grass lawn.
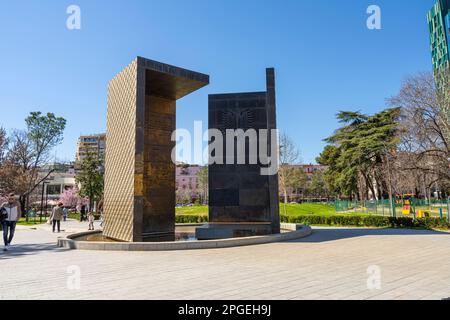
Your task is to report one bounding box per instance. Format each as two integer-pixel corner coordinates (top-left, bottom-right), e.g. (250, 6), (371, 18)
(279, 203), (337, 216)
(16, 218), (45, 226)
(68, 212), (81, 220)
(15, 203), (395, 224)
(176, 203), (358, 217)
(176, 205), (208, 216)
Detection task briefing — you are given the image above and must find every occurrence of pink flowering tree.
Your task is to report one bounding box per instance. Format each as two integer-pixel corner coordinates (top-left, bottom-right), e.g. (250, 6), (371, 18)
(59, 186), (90, 209)
(77, 196), (89, 211)
(58, 188), (79, 208)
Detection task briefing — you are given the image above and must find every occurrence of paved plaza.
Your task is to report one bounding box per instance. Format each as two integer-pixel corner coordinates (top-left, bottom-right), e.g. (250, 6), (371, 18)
(1, 221), (450, 300)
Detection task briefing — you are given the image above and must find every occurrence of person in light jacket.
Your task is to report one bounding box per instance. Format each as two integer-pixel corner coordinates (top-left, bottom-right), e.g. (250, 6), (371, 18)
(1, 192), (22, 252)
(50, 202), (64, 233)
(87, 212), (95, 231)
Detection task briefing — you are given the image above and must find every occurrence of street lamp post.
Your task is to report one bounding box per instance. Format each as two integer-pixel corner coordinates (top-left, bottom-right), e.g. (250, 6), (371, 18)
(40, 180), (50, 223)
(45, 185), (49, 220)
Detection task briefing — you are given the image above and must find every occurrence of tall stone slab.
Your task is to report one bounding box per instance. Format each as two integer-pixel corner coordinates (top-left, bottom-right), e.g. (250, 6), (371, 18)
(197, 68), (280, 240)
(103, 57), (209, 242)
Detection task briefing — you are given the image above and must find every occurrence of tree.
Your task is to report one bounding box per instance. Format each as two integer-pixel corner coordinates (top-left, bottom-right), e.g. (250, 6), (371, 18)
(24, 112), (66, 195)
(176, 188), (192, 205)
(197, 166), (208, 205)
(0, 127), (8, 200)
(316, 145), (346, 197)
(285, 167), (308, 201)
(0, 112), (66, 215)
(0, 127), (7, 164)
(308, 170), (331, 200)
(75, 152), (104, 211)
(318, 108), (401, 201)
(59, 187), (81, 208)
(2, 131), (34, 194)
(389, 72), (450, 196)
(278, 133), (301, 214)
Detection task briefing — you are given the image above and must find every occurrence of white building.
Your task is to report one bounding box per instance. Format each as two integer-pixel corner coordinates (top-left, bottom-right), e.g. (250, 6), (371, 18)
(42, 172), (76, 202)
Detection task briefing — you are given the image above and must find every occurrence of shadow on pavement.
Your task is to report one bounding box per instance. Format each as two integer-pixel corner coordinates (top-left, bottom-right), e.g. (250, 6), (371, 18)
(0, 243), (69, 260)
(288, 227), (450, 243)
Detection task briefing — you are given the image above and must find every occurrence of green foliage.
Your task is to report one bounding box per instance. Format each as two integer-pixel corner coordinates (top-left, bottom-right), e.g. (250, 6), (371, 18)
(174, 204), (450, 230)
(307, 170), (331, 198)
(175, 213), (450, 229)
(68, 211), (81, 220)
(280, 214), (450, 229)
(197, 166), (208, 204)
(286, 167), (308, 191)
(15, 218), (44, 226)
(176, 214), (208, 224)
(170, 202), (450, 231)
(318, 108), (401, 197)
(25, 112), (66, 160)
(197, 166), (208, 186)
(75, 153), (104, 207)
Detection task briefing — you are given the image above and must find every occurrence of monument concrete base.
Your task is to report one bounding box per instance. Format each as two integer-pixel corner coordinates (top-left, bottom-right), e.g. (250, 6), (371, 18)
(195, 223), (273, 240)
(141, 231), (175, 242)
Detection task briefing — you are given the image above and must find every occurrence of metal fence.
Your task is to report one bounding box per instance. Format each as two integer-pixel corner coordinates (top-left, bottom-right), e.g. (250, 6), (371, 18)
(335, 198), (450, 219)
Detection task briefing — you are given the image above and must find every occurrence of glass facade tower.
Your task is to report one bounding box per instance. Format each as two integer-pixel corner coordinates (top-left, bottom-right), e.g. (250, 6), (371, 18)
(428, 0), (450, 90)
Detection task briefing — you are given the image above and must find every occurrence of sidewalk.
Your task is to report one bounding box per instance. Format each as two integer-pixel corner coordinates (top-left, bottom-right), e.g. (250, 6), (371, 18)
(17, 219), (102, 234)
(2, 223), (450, 300)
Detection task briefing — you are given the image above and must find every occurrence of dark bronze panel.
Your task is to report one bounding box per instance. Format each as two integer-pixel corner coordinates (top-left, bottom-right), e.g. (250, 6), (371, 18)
(208, 69), (280, 234)
(104, 57), (209, 242)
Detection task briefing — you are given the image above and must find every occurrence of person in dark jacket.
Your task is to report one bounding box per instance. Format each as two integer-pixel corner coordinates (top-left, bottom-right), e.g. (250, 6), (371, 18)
(80, 205), (86, 222)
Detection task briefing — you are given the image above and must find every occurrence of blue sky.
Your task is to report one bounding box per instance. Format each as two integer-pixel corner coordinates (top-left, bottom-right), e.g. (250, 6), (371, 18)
(0, 0), (436, 164)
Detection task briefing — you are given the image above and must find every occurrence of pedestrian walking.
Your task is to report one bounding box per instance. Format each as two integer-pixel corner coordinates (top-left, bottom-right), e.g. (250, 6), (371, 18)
(88, 212), (95, 231)
(80, 205), (86, 222)
(50, 202), (64, 233)
(1, 192), (22, 252)
(62, 206), (68, 221)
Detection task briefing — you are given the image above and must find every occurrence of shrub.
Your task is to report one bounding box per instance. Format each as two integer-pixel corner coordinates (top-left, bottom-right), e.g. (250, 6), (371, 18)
(415, 217), (449, 230)
(362, 216), (389, 227)
(281, 214), (450, 230)
(175, 215), (208, 224)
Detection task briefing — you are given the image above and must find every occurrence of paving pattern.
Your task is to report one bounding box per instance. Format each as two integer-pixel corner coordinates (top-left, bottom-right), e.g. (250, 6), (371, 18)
(1, 221), (450, 300)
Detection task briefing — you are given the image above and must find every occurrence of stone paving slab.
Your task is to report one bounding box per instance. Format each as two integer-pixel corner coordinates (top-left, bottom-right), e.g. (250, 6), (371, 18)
(1, 224), (450, 300)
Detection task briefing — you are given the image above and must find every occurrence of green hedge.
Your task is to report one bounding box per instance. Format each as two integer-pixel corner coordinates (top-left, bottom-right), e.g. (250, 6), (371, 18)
(174, 214), (449, 229)
(280, 214), (450, 230)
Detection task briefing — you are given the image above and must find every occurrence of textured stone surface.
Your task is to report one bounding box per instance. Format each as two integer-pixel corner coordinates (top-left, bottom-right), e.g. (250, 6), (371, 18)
(208, 68), (280, 234)
(103, 59), (138, 242)
(103, 57), (209, 242)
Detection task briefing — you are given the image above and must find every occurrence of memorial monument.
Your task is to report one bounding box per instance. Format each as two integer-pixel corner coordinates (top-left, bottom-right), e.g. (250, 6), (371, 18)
(196, 68), (280, 240)
(103, 57), (209, 242)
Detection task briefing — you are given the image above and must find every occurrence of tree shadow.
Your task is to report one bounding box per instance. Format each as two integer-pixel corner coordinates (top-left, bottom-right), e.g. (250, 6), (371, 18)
(288, 227), (450, 243)
(0, 242), (69, 260)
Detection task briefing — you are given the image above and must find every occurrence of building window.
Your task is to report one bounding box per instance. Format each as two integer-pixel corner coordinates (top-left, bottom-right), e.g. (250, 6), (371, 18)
(47, 185), (62, 195)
